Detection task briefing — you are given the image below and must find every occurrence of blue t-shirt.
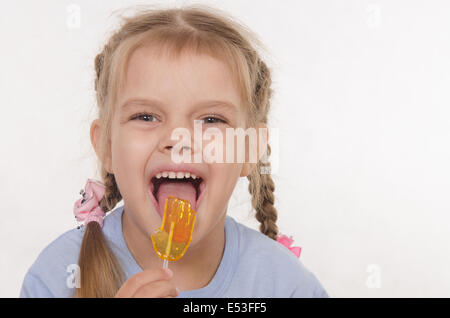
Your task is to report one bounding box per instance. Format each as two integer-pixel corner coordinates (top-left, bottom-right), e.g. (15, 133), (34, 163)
(19, 205), (329, 297)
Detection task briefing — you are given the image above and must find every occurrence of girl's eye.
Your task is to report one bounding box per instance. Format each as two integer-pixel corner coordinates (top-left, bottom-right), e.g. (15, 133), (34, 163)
(201, 116), (227, 125)
(131, 113), (159, 122)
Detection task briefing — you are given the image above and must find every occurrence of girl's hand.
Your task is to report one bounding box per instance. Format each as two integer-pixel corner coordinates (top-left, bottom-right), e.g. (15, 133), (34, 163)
(115, 268), (179, 298)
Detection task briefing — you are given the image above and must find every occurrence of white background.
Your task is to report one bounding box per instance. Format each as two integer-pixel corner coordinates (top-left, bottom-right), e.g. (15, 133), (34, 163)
(1, 0), (449, 297)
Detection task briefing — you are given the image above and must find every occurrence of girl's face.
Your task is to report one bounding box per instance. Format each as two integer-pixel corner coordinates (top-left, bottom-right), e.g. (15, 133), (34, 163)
(103, 45), (252, 246)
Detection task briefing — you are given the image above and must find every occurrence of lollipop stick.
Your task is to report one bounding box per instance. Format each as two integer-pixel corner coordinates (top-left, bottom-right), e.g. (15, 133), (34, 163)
(163, 221), (175, 269)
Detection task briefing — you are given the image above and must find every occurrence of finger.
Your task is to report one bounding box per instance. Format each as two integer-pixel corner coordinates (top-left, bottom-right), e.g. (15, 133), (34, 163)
(115, 268), (173, 298)
(133, 280), (179, 298)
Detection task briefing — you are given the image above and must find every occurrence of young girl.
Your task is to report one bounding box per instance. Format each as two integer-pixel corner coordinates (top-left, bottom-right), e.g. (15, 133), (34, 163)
(20, 5), (328, 298)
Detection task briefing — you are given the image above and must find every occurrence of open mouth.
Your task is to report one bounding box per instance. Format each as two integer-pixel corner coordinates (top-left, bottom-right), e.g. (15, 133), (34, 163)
(149, 172), (206, 217)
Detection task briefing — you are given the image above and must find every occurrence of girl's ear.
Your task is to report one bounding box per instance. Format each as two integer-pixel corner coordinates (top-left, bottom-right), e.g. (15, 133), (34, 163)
(90, 119), (113, 173)
(240, 123), (268, 177)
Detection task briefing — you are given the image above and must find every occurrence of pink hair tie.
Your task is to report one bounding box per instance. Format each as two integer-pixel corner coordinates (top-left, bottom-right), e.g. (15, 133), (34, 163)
(73, 179), (106, 228)
(277, 234), (302, 258)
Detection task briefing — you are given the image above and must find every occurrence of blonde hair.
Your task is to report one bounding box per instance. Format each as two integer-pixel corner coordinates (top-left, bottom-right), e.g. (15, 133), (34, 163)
(76, 4), (278, 298)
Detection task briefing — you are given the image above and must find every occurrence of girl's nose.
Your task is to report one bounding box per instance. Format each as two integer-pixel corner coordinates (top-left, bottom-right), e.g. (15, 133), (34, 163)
(163, 144), (191, 153)
(157, 124), (196, 157)
(156, 118), (203, 162)
(159, 137), (189, 154)
(160, 139), (194, 164)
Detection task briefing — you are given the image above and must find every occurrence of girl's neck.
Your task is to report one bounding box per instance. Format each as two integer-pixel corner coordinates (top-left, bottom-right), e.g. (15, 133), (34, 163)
(121, 208), (226, 291)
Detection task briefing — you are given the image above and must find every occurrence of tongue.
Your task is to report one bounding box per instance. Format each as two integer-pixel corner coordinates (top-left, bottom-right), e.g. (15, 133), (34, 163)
(156, 181), (197, 217)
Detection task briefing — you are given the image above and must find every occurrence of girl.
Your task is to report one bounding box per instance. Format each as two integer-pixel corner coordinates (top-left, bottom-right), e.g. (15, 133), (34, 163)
(20, 5), (328, 298)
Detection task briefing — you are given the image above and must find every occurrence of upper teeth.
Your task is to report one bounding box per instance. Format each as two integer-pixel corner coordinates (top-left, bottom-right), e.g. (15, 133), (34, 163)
(156, 171), (197, 179)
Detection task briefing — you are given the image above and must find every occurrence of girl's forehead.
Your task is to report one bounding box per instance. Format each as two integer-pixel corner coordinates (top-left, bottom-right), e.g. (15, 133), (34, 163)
(126, 46), (235, 88)
(117, 45), (243, 111)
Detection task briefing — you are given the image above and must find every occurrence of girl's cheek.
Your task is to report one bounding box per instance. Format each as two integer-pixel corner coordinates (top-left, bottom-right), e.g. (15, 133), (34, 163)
(112, 132), (156, 168)
(120, 129), (155, 149)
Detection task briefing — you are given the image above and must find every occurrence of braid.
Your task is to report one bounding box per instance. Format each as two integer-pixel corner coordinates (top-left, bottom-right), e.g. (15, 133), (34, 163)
(99, 170), (122, 213)
(76, 26), (126, 298)
(246, 55), (278, 240)
(74, 169), (124, 297)
(248, 145), (279, 240)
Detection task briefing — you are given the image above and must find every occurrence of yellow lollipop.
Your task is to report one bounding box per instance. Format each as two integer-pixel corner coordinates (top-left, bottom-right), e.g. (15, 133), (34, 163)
(151, 196), (196, 268)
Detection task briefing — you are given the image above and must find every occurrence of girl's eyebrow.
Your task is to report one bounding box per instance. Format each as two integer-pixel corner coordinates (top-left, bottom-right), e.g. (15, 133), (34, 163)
(120, 97), (237, 112)
(120, 98), (164, 111)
